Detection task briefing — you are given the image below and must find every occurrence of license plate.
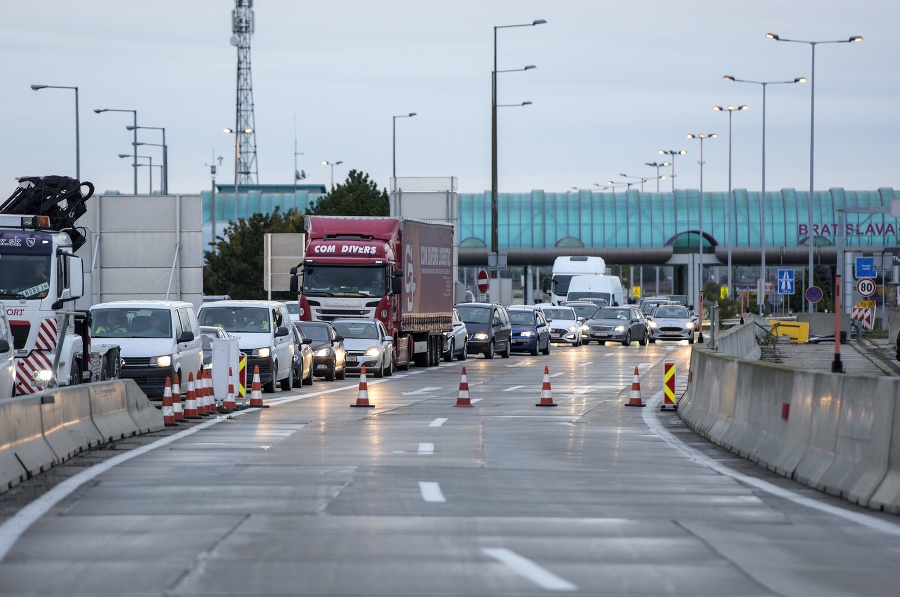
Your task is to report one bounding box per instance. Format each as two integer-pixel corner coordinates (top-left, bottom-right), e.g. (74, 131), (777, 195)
(592, 332), (608, 337)
(662, 331), (679, 336)
(346, 356), (357, 363)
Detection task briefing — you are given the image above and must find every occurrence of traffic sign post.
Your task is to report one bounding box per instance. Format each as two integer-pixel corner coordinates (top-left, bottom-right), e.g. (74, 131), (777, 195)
(805, 286), (823, 304)
(856, 277), (877, 298)
(855, 257), (876, 279)
(476, 269), (489, 295)
(777, 269), (795, 295)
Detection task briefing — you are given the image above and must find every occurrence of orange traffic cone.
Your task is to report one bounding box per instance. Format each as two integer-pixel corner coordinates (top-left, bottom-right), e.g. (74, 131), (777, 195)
(249, 365), (268, 408)
(625, 366), (646, 407)
(183, 372), (200, 418)
(351, 366), (375, 408)
(454, 367), (472, 407)
(204, 368), (215, 415)
(536, 366), (557, 407)
(196, 369), (209, 416)
(222, 366), (237, 412)
(172, 373), (183, 422)
(162, 376), (176, 426)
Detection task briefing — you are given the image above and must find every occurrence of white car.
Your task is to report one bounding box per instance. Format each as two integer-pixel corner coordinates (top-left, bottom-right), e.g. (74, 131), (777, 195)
(331, 318), (394, 378)
(0, 309), (15, 397)
(536, 305), (582, 345)
(442, 308), (468, 362)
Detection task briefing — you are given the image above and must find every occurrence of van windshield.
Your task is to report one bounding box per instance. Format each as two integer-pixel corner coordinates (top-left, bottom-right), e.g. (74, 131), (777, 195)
(567, 291), (612, 304)
(93, 308), (172, 338)
(198, 307), (272, 333)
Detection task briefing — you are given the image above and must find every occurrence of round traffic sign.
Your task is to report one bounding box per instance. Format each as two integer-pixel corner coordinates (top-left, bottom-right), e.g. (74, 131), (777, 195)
(805, 286), (823, 303)
(477, 269), (489, 294)
(856, 278), (877, 297)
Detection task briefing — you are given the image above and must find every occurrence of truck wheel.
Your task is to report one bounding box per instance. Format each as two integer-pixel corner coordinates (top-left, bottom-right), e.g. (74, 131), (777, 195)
(484, 342), (495, 359)
(69, 362), (81, 386)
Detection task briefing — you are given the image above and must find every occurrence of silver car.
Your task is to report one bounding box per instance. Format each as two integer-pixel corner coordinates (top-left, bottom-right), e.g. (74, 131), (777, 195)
(331, 318), (394, 378)
(443, 308), (468, 362)
(647, 304), (695, 344)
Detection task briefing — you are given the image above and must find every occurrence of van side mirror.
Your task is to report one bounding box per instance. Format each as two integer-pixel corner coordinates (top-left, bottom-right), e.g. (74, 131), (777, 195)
(275, 326), (290, 337)
(333, 335), (344, 343)
(541, 277), (550, 293)
(177, 331), (195, 343)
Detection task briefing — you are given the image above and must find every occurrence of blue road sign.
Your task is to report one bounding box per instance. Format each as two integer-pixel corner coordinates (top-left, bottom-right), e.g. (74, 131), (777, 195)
(855, 257), (876, 279)
(777, 269), (795, 295)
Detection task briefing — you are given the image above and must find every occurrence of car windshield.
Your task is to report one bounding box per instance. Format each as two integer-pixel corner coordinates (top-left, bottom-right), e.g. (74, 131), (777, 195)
(508, 310), (536, 325)
(455, 306), (490, 324)
(298, 324), (331, 341)
(286, 303), (299, 315)
(595, 308), (631, 321)
(198, 307), (271, 333)
(332, 320), (380, 340)
(569, 305), (598, 319)
(655, 306), (689, 318)
(92, 308), (172, 338)
(542, 308), (576, 321)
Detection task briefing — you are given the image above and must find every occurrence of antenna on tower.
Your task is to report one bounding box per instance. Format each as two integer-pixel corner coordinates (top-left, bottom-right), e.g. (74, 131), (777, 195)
(294, 113), (305, 182)
(231, 0), (258, 184)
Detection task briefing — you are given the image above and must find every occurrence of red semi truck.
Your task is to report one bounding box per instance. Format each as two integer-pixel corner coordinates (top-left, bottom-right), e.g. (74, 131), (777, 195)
(290, 216), (454, 369)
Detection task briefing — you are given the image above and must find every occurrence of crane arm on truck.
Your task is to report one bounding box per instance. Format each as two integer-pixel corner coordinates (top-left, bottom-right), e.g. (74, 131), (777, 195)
(0, 175), (94, 250)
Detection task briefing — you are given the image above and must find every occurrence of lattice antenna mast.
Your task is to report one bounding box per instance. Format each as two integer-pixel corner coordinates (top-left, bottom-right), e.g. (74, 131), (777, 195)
(231, 0), (258, 184)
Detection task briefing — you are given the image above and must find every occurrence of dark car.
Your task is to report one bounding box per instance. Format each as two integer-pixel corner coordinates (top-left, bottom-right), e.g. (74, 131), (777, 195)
(586, 306), (649, 346)
(290, 323), (315, 386)
(507, 307), (551, 355)
(454, 303), (512, 359)
(297, 321), (346, 381)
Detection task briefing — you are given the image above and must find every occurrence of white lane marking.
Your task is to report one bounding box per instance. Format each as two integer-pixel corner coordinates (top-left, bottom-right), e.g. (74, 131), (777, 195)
(642, 391), (900, 538)
(429, 418), (448, 427)
(578, 361), (593, 367)
(481, 547), (577, 592)
(506, 361), (529, 368)
(401, 386), (440, 395)
(419, 481), (446, 503)
(639, 362), (653, 371)
(503, 385), (525, 392)
(549, 372), (564, 378)
(471, 398), (482, 404)
(418, 443), (434, 455)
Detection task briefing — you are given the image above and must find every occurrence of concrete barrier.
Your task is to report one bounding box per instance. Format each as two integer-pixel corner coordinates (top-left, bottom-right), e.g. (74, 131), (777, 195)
(89, 381), (141, 442)
(680, 344), (900, 513)
(123, 379), (164, 433)
(40, 385), (105, 463)
(0, 394), (58, 492)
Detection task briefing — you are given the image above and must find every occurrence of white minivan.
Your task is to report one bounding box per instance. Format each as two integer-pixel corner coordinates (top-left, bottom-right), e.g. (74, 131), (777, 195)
(0, 307), (15, 398)
(565, 275), (625, 307)
(91, 300), (204, 399)
(197, 300), (295, 393)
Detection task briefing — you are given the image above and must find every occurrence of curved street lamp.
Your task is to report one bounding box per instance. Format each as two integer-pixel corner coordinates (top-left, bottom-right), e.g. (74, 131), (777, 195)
(712, 105), (749, 297)
(766, 32), (862, 313)
(128, 125), (167, 194)
(32, 85), (80, 181)
(224, 127), (253, 220)
(392, 112), (416, 180)
(644, 162), (670, 192)
(96, 108), (138, 194)
(322, 160), (344, 190)
(723, 75), (806, 316)
(658, 149), (686, 192)
(686, 132), (717, 341)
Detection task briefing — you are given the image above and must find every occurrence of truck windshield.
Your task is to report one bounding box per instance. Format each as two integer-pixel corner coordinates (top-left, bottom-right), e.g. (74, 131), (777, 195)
(550, 274), (574, 296)
(567, 291), (612, 304)
(0, 254), (51, 299)
(302, 266), (387, 298)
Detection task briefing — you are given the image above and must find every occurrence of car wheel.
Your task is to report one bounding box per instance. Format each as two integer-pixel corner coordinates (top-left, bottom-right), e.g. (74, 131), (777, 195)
(638, 330), (647, 346)
(325, 360), (336, 382)
(457, 340), (467, 361)
(541, 338), (551, 355)
(305, 363), (314, 385)
(484, 341), (495, 359)
(337, 363), (346, 380)
(530, 340), (539, 356)
(263, 372), (276, 394)
(444, 340), (454, 363)
(649, 338), (656, 344)
(500, 339), (511, 358)
(688, 335), (695, 345)
(622, 331), (631, 346)
(374, 358), (384, 378)
(280, 369), (293, 391)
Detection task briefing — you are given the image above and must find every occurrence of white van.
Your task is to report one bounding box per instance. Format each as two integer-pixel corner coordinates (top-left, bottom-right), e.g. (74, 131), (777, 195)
(0, 307), (15, 398)
(91, 300), (203, 399)
(197, 300), (295, 393)
(565, 275), (624, 307)
(543, 256), (607, 305)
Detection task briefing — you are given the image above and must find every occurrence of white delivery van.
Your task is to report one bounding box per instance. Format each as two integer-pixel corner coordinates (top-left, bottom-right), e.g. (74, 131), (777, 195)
(565, 275), (625, 307)
(197, 300), (295, 393)
(543, 256), (607, 305)
(0, 307), (15, 397)
(91, 301), (203, 398)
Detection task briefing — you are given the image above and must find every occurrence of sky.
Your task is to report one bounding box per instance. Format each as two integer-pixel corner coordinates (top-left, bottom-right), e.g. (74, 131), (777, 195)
(3, 1), (897, 198)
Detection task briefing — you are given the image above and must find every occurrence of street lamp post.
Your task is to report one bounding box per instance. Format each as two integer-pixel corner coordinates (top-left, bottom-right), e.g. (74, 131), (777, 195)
(713, 104), (749, 298)
(686, 133), (717, 341)
(724, 75), (806, 315)
(659, 149), (686, 192)
(321, 160), (344, 191)
(392, 112), (416, 181)
(492, 19), (545, 290)
(767, 32), (862, 312)
(31, 85), (80, 180)
(644, 162), (669, 192)
(95, 108), (138, 194)
(224, 127), (253, 221)
(120, 154), (153, 194)
(128, 125), (167, 194)
(618, 174), (651, 193)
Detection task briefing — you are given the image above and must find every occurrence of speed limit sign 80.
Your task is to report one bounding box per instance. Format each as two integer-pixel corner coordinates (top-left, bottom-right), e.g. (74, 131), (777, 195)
(856, 278), (877, 297)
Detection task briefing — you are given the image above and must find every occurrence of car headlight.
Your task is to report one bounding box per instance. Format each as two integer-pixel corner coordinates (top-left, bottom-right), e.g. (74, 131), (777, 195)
(685, 322), (695, 330)
(648, 321), (658, 329)
(566, 325), (576, 333)
(520, 331), (535, 337)
(314, 347), (331, 357)
(614, 325), (626, 333)
(364, 346), (381, 357)
(474, 332), (488, 340)
(254, 347), (271, 358)
(151, 355), (172, 368)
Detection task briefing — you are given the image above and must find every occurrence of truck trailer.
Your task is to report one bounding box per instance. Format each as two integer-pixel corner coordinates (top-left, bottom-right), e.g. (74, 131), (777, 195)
(291, 216), (454, 369)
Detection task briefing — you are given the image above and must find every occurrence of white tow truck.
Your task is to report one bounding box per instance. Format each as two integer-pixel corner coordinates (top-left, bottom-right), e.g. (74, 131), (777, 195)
(0, 176), (120, 395)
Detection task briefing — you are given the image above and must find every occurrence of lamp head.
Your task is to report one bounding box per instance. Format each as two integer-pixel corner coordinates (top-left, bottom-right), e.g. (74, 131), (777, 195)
(796, 77), (807, 83)
(126, 125), (137, 130)
(117, 154), (130, 158)
(723, 75), (735, 81)
(849, 35), (862, 42)
(409, 112), (417, 117)
(30, 84), (47, 90)
(524, 64), (536, 70)
(766, 32), (780, 40)
(713, 106), (724, 111)
(94, 109), (106, 113)
(532, 19), (547, 25)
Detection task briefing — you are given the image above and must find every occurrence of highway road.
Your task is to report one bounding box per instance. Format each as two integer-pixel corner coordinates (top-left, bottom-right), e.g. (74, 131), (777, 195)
(1, 341), (899, 596)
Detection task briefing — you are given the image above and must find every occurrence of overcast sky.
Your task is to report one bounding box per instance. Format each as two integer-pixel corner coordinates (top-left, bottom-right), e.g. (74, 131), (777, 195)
(3, 1), (896, 198)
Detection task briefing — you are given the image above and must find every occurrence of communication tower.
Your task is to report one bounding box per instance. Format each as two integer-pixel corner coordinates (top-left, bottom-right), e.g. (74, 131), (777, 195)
(230, 0), (258, 184)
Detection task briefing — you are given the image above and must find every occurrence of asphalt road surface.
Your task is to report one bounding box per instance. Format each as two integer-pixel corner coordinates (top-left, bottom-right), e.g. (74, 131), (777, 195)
(1, 340), (899, 596)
